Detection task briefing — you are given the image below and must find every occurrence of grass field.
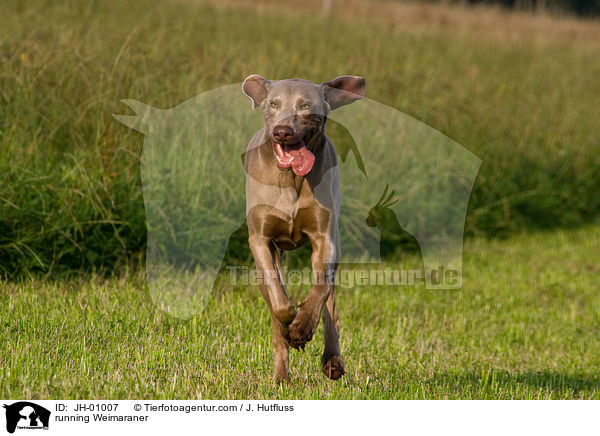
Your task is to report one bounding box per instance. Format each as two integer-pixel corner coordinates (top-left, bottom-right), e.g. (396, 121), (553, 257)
(2, 225), (599, 399)
(1, 0), (600, 275)
(1, 0), (599, 400)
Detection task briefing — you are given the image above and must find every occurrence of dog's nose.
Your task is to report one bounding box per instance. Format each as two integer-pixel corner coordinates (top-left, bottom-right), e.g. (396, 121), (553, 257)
(272, 125), (294, 143)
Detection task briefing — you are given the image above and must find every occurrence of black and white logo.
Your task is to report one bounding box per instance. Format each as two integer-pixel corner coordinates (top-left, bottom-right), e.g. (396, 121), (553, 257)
(3, 402), (50, 433)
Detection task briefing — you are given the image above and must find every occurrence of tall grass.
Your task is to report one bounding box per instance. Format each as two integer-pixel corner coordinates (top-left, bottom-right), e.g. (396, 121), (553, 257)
(0, 0), (599, 276)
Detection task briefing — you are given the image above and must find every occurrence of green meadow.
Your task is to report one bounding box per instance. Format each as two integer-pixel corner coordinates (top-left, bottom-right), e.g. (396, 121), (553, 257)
(2, 227), (599, 399)
(1, 0), (599, 274)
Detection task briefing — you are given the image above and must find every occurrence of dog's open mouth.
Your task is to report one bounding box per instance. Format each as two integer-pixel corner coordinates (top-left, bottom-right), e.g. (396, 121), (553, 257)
(273, 141), (315, 176)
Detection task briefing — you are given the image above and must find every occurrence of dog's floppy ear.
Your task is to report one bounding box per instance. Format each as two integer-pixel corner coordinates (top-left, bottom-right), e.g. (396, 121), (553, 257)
(321, 76), (366, 110)
(242, 74), (272, 109)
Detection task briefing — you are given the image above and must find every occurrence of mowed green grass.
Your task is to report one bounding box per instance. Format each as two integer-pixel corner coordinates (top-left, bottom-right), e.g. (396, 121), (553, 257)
(1, 225), (599, 399)
(1, 0), (599, 400)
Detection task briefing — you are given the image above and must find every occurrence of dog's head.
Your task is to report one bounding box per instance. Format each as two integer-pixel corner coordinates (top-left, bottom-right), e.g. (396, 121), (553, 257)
(242, 75), (365, 175)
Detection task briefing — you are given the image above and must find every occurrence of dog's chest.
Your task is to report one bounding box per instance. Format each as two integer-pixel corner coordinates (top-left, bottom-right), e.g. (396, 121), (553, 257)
(273, 186), (301, 219)
(246, 174), (320, 248)
(273, 171), (306, 216)
(254, 178), (310, 220)
(270, 184), (319, 250)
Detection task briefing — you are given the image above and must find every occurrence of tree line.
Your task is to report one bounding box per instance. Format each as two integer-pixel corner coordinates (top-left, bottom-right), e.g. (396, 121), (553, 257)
(455, 0), (599, 16)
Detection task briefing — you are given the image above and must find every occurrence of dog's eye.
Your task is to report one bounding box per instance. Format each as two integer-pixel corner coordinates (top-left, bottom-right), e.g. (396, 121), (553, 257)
(269, 101), (279, 109)
(301, 103), (311, 109)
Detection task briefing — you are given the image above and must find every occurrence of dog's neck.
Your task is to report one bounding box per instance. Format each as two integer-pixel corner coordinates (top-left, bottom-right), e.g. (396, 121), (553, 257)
(305, 118), (327, 153)
(305, 130), (326, 154)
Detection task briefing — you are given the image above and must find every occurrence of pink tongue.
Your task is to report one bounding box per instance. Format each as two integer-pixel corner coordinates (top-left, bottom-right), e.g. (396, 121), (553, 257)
(274, 141), (315, 176)
(289, 147), (315, 176)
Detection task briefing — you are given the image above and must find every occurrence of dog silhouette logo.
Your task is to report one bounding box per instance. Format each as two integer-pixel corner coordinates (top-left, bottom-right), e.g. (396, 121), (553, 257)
(3, 402), (50, 433)
(114, 82), (481, 318)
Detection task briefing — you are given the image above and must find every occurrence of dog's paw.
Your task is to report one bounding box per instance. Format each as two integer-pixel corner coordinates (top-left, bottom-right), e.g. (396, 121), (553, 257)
(273, 370), (290, 384)
(321, 355), (345, 380)
(287, 308), (318, 349)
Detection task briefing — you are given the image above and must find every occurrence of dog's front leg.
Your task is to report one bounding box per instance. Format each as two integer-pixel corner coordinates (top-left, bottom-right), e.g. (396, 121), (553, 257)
(269, 311), (291, 383)
(248, 235), (296, 324)
(248, 234), (296, 382)
(287, 231), (336, 350)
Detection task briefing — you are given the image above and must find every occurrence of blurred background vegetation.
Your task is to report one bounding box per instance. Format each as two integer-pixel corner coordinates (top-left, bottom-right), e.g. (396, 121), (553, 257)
(0, 0), (599, 277)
